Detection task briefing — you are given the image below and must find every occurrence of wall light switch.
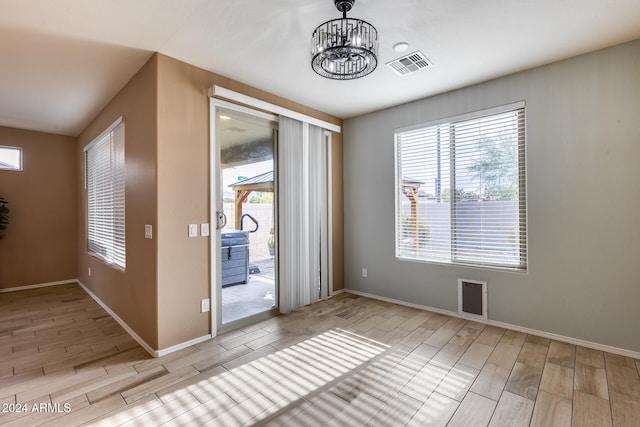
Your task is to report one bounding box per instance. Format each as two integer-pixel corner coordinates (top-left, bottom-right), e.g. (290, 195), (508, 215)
(201, 298), (210, 313)
(362, 268), (368, 278)
(145, 224), (153, 239)
(189, 224), (198, 238)
(201, 223), (210, 237)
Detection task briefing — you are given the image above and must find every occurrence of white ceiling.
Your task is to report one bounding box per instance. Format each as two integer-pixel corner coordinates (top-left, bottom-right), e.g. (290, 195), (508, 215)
(1, 0), (639, 136)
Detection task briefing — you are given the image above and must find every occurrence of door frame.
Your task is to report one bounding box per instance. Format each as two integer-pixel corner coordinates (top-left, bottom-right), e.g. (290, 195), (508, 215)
(209, 98), (278, 336)
(209, 91), (337, 336)
(324, 129), (333, 301)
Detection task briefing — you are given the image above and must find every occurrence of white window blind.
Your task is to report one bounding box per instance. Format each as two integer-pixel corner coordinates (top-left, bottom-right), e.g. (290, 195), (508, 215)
(85, 118), (126, 270)
(395, 104), (527, 271)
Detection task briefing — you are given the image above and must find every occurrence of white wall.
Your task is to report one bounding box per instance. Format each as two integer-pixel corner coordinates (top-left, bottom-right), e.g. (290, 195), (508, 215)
(343, 39), (640, 353)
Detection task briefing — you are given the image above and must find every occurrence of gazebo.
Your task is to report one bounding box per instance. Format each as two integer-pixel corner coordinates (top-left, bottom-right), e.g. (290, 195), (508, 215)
(402, 177), (424, 252)
(228, 171), (274, 230)
(229, 172), (422, 251)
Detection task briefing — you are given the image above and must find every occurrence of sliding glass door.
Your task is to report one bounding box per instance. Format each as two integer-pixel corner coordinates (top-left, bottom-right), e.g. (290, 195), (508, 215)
(209, 92), (335, 336)
(211, 101), (279, 333)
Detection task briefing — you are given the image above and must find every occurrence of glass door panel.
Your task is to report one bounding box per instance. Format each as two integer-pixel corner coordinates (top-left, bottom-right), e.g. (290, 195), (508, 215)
(214, 106), (278, 331)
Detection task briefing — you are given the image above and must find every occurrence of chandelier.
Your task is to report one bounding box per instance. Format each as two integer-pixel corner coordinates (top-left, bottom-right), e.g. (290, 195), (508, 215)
(311, 0), (379, 80)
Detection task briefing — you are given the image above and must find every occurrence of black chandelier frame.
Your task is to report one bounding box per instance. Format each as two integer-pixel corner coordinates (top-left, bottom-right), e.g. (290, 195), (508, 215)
(310, 0), (379, 80)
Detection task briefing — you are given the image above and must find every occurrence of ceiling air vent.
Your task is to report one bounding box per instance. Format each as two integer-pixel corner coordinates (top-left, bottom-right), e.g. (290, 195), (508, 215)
(386, 51), (432, 76)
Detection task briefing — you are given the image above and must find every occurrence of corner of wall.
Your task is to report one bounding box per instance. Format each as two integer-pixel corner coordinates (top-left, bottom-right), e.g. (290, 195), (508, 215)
(76, 54), (160, 350)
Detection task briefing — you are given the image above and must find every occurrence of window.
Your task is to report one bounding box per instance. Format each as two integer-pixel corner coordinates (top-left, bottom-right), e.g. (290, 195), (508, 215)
(395, 103), (527, 271)
(85, 117), (126, 270)
(0, 146), (22, 170)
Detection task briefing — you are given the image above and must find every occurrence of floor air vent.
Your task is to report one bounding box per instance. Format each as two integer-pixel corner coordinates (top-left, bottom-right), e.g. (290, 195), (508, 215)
(458, 279), (487, 320)
(386, 51), (432, 76)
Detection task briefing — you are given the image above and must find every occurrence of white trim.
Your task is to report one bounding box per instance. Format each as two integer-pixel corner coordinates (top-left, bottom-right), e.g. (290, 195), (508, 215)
(209, 98), (219, 337)
(458, 278), (488, 320)
(485, 319), (640, 360)
(395, 101), (525, 134)
(155, 335), (212, 358)
(77, 280), (157, 357)
(83, 116), (124, 152)
(344, 289), (640, 360)
(210, 86), (341, 133)
(345, 289), (457, 316)
(0, 279), (76, 293)
(217, 309), (279, 335)
(78, 280), (213, 358)
(394, 104), (528, 274)
(213, 98), (278, 122)
(0, 145), (23, 171)
(326, 130), (334, 298)
(332, 288), (346, 296)
(209, 99), (280, 334)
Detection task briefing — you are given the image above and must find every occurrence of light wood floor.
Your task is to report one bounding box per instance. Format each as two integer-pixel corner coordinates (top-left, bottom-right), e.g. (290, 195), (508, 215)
(1, 283), (639, 426)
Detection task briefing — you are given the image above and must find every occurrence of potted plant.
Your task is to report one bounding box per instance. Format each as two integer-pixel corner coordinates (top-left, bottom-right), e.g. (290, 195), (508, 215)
(0, 197), (9, 240)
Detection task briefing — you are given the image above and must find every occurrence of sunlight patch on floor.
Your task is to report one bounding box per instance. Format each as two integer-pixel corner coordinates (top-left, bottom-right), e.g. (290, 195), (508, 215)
(95, 329), (389, 426)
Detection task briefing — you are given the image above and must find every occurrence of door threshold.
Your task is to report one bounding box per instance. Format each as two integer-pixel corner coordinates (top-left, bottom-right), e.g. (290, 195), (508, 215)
(218, 307), (279, 335)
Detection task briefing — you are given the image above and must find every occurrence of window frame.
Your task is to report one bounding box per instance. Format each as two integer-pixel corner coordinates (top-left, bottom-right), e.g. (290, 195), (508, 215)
(394, 102), (527, 272)
(84, 117), (126, 271)
(0, 145), (23, 171)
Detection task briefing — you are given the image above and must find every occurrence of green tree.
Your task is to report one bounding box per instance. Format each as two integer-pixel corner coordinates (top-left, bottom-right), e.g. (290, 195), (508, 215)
(249, 192), (274, 204)
(466, 134), (518, 201)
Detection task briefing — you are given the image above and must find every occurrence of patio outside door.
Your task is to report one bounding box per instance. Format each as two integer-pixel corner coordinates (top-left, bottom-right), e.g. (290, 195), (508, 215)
(211, 101), (279, 334)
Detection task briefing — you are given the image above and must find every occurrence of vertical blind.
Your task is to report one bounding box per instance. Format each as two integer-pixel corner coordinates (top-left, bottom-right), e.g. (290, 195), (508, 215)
(395, 105), (527, 271)
(85, 118), (126, 270)
(278, 117), (329, 313)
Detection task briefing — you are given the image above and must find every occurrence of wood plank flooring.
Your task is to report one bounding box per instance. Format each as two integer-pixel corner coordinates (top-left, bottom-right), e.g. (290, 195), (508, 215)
(0, 283), (639, 426)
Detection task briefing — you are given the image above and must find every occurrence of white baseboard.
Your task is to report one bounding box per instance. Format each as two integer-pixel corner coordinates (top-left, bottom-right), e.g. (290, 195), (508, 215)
(156, 335), (212, 358)
(0, 279), (77, 293)
(76, 280), (158, 357)
(3, 280), (232, 358)
(345, 289), (640, 360)
(76, 280), (211, 358)
(15, 280), (633, 360)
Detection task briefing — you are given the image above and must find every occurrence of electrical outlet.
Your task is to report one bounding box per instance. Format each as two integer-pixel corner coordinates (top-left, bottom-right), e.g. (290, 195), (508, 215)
(145, 224), (153, 239)
(201, 298), (210, 313)
(362, 268), (367, 278)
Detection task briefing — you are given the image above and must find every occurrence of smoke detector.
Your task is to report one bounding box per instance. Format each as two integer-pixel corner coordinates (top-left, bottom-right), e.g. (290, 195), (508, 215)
(386, 51), (432, 76)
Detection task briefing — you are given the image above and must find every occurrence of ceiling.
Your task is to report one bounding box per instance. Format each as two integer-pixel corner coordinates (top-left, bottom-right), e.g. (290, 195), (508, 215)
(218, 108), (275, 168)
(1, 0), (639, 136)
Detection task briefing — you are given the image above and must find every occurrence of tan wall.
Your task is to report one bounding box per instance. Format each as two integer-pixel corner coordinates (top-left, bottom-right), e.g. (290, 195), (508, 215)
(156, 54), (210, 349)
(77, 54), (159, 349)
(0, 127), (77, 288)
(73, 51), (343, 351)
(156, 54), (344, 348)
